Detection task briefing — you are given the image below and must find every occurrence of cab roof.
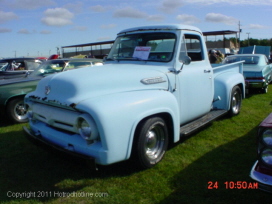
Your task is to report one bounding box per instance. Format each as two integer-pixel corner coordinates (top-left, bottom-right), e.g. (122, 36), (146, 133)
(118, 24), (202, 35)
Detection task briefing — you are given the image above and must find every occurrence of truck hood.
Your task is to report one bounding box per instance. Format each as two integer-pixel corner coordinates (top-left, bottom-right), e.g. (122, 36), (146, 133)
(29, 64), (169, 106)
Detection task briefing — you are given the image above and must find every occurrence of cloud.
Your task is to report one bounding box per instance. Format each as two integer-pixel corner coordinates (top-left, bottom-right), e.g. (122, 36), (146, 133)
(247, 24), (269, 29)
(113, 7), (165, 22)
(113, 7), (148, 18)
(0, 11), (18, 24)
(0, 28), (12, 33)
(41, 8), (74, 27)
(180, 0), (272, 6)
(64, 2), (83, 13)
(159, 0), (184, 13)
(90, 5), (106, 13)
(205, 13), (238, 25)
(40, 30), (51, 34)
(147, 15), (165, 22)
(176, 14), (201, 24)
(18, 28), (30, 34)
(8, 0), (55, 10)
(100, 24), (117, 29)
(71, 26), (88, 31)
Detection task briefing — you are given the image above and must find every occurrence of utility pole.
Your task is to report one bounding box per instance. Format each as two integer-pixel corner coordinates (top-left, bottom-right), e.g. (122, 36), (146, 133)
(246, 32), (250, 46)
(238, 21), (241, 48)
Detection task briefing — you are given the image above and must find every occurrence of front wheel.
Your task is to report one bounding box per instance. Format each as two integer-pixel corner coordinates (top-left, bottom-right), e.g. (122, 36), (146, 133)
(132, 117), (168, 169)
(6, 97), (29, 123)
(229, 86), (242, 117)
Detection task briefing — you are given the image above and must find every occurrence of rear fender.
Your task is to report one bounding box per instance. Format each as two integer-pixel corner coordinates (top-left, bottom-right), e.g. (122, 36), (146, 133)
(213, 72), (245, 110)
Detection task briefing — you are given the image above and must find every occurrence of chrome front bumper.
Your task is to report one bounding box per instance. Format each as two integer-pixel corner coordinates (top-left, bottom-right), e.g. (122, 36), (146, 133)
(23, 126), (97, 170)
(250, 161), (272, 193)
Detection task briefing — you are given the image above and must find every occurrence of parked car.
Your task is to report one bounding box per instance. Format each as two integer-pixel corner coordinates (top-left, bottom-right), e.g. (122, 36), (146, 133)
(250, 113), (272, 193)
(0, 58), (103, 123)
(0, 58), (42, 80)
(223, 54), (272, 93)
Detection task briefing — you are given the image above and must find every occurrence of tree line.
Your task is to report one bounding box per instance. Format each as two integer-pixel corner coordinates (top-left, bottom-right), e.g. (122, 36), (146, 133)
(229, 37), (272, 48)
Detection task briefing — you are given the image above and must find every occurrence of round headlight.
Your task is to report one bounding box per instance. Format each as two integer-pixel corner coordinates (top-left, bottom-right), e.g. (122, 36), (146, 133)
(262, 129), (272, 147)
(260, 148), (272, 167)
(77, 115), (98, 141)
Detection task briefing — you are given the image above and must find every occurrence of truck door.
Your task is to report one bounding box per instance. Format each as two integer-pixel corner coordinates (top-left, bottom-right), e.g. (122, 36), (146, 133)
(177, 33), (213, 125)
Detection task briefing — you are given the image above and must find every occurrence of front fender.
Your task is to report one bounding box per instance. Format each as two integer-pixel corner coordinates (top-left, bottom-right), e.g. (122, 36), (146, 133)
(0, 79), (39, 106)
(75, 90), (180, 164)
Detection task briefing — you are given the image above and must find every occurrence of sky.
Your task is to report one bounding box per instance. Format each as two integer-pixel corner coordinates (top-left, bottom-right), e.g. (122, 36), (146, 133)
(0, 0), (271, 58)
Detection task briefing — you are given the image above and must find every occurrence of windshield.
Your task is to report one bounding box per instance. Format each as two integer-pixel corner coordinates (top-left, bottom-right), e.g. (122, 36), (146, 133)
(106, 32), (176, 62)
(223, 56), (260, 65)
(0, 62), (9, 71)
(31, 60), (67, 76)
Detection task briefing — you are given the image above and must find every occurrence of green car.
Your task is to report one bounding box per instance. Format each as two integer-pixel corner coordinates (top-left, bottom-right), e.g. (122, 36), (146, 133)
(0, 58), (103, 123)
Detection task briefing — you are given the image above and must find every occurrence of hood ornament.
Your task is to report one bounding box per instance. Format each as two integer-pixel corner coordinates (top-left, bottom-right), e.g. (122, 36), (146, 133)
(45, 85), (51, 95)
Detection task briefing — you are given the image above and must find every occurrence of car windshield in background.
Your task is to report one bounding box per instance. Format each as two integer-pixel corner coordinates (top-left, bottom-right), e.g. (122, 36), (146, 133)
(30, 60), (95, 77)
(63, 61), (94, 71)
(106, 33), (176, 62)
(224, 56), (260, 65)
(0, 62), (8, 71)
(31, 60), (67, 76)
(27, 61), (42, 70)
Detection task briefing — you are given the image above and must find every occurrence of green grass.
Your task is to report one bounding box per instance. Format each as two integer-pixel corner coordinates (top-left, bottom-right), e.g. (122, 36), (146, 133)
(1, 86), (272, 203)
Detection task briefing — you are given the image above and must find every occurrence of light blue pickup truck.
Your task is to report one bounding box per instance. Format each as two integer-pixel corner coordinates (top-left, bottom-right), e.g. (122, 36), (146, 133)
(24, 25), (245, 169)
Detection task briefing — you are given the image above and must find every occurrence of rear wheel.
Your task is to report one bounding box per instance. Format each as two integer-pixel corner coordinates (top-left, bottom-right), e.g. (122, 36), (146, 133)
(229, 86), (242, 117)
(262, 86), (268, 94)
(133, 117), (168, 169)
(6, 97), (29, 123)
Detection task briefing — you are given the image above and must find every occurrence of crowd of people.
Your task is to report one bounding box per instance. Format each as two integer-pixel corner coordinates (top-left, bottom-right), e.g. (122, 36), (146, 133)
(208, 49), (225, 64)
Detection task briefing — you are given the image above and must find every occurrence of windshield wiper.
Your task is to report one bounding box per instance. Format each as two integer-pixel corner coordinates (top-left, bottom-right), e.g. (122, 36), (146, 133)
(105, 57), (117, 61)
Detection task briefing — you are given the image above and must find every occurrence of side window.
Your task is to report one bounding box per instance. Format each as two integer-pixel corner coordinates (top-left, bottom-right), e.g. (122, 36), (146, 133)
(12, 61), (25, 71)
(180, 34), (203, 62)
(265, 56), (269, 65)
(16, 62), (26, 70)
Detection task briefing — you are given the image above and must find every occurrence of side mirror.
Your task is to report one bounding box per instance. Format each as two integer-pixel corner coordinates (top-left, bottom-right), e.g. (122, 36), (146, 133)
(180, 55), (191, 65)
(176, 55), (191, 74)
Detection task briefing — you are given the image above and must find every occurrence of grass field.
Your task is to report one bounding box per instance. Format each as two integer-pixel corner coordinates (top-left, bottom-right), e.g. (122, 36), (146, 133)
(1, 85), (272, 204)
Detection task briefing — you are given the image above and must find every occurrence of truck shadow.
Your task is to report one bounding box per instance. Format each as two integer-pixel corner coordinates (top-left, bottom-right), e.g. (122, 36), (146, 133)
(159, 126), (271, 203)
(0, 122), (270, 203)
(0, 127), (145, 203)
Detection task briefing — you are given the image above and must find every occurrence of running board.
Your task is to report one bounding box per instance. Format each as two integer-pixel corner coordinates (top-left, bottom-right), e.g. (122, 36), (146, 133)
(180, 110), (228, 136)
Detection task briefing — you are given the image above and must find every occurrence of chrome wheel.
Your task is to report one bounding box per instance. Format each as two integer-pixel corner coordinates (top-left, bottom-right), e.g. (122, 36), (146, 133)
(133, 117), (168, 169)
(145, 125), (166, 160)
(7, 97), (29, 123)
(229, 86), (242, 116)
(14, 101), (28, 120)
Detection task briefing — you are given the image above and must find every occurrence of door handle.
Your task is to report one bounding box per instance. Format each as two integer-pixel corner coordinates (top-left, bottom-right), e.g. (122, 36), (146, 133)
(204, 70), (211, 73)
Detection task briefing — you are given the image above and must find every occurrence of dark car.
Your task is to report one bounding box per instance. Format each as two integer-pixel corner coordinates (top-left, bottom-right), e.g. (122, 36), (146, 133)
(0, 58), (103, 123)
(0, 58), (42, 80)
(250, 113), (272, 193)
